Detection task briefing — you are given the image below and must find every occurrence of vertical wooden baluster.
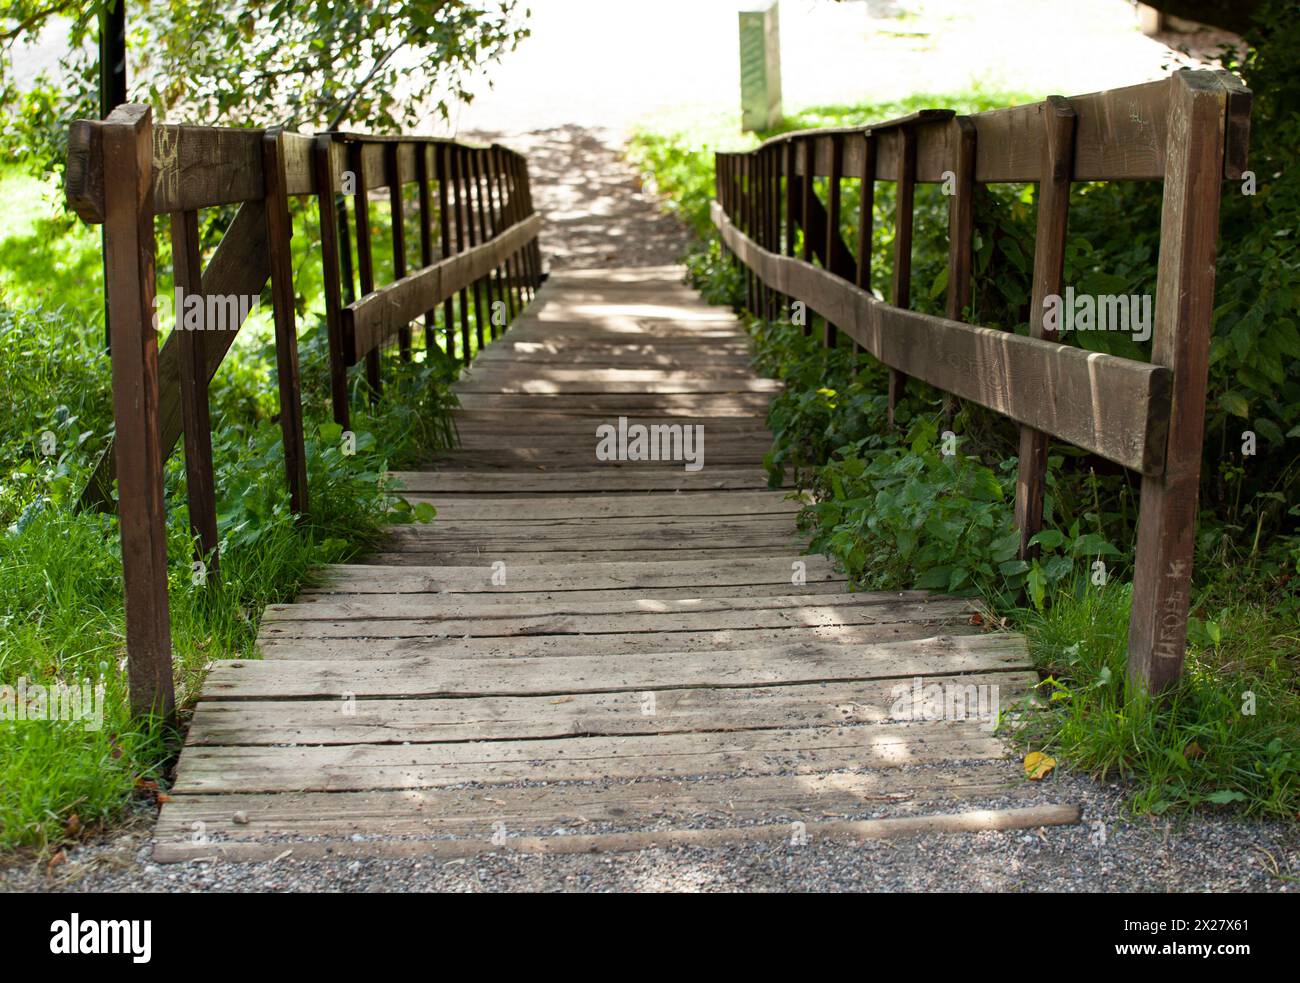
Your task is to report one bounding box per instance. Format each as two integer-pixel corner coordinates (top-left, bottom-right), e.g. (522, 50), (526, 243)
(1015, 97), (1076, 561)
(784, 140), (797, 262)
(512, 154), (536, 299)
(350, 142), (381, 398)
(942, 117), (978, 421)
(314, 135), (351, 429)
(263, 128), (309, 518)
(765, 147), (777, 318)
(741, 155), (754, 314)
(387, 143), (410, 361)
(824, 133), (844, 348)
(887, 125), (916, 426)
(452, 146), (472, 361)
(770, 144), (783, 317)
(520, 155), (543, 294)
(800, 137), (815, 337)
(472, 149), (500, 341)
(492, 148), (519, 322)
(436, 144), (455, 361)
(1128, 73), (1229, 693)
(854, 132), (876, 357)
(416, 143), (437, 355)
(486, 147), (513, 329)
(464, 149), (486, 351)
(103, 105), (174, 721)
(170, 208), (219, 583)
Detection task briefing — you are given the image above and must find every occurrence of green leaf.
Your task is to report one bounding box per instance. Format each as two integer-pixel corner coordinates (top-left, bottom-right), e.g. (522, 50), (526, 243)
(1221, 390), (1250, 418)
(412, 502), (437, 523)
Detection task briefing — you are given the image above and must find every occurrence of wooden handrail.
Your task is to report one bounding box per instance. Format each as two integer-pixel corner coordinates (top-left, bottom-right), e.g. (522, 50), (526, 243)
(66, 107), (544, 717)
(714, 70), (1251, 694)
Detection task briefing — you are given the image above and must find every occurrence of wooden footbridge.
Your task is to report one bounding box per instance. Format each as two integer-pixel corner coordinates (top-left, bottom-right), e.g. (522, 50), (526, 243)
(66, 70), (1247, 860)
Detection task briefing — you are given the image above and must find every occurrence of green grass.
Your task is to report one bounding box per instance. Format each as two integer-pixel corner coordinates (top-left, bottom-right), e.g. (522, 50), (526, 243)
(0, 162), (469, 852)
(1021, 576), (1299, 817)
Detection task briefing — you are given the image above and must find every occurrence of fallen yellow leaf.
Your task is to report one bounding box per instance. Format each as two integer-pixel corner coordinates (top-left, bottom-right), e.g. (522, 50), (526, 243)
(1024, 751), (1057, 780)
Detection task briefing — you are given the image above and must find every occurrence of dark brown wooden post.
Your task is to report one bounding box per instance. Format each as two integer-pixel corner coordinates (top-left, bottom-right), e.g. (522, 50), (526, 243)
(491, 147), (520, 322)
(485, 148), (512, 329)
(350, 141), (381, 397)
(784, 140), (797, 261)
(854, 133), (877, 357)
(941, 117), (977, 421)
(516, 154), (542, 295)
(387, 142), (411, 361)
(263, 128), (309, 518)
(313, 135), (350, 429)
(824, 133), (844, 348)
(170, 207), (219, 580)
(451, 147), (472, 358)
(1015, 97), (1076, 560)
(800, 138), (815, 337)
(1127, 72), (1229, 693)
(435, 144), (456, 360)
(888, 125), (917, 426)
(471, 148), (500, 340)
(102, 104), (175, 721)
(416, 143), (437, 354)
(463, 149), (486, 351)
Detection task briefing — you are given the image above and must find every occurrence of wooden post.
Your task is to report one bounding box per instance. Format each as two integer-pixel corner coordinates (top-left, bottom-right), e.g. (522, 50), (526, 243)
(263, 128), (309, 518)
(416, 144), (437, 355)
(1015, 97), (1076, 560)
(102, 104), (174, 721)
(452, 147), (472, 359)
(437, 144), (457, 360)
(800, 138), (814, 336)
(350, 141), (381, 398)
(464, 149), (486, 351)
(313, 135), (350, 429)
(387, 143), (411, 361)
(888, 125), (916, 426)
(170, 207), (219, 581)
(824, 133), (844, 348)
(471, 149), (500, 340)
(941, 117), (977, 421)
(1127, 72), (1229, 693)
(854, 133), (876, 357)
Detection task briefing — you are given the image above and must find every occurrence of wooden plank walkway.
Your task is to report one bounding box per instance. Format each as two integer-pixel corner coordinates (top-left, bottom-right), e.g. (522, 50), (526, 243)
(154, 266), (1071, 861)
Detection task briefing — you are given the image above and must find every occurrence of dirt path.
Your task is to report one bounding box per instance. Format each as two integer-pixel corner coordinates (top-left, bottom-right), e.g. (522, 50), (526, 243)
(469, 126), (693, 269)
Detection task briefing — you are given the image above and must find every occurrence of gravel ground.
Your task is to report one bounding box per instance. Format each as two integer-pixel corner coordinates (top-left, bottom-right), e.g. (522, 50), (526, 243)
(2, 772), (1294, 893)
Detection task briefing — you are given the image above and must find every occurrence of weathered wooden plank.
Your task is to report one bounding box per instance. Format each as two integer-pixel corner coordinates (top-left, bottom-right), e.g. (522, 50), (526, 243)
(312, 552), (837, 593)
(156, 761), (1019, 840)
(713, 203), (1173, 475)
(264, 588), (933, 622)
(187, 673), (1034, 746)
(209, 632), (1028, 699)
(172, 719), (1013, 793)
(389, 468), (779, 494)
(256, 619), (982, 660)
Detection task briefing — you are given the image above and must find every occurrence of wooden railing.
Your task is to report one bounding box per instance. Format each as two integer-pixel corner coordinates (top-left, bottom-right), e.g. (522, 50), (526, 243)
(714, 70), (1252, 693)
(65, 105), (543, 718)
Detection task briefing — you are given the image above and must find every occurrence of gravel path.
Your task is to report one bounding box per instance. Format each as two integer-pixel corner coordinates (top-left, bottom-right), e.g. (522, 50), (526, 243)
(2, 773), (1294, 892)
